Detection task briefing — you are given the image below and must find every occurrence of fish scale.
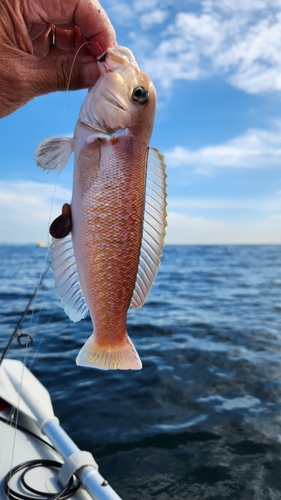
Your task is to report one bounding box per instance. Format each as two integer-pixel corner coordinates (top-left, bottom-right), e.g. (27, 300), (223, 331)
(74, 153), (145, 341)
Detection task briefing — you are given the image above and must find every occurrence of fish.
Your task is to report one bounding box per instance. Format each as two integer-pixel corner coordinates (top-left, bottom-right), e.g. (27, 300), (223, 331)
(35, 46), (167, 370)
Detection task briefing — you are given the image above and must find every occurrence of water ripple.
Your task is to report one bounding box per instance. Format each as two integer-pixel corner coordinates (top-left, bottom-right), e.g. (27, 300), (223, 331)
(1, 244), (281, 499)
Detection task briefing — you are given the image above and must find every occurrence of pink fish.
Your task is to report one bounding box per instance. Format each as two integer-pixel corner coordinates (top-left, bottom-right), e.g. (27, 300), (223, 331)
(36, 46), (167, 370)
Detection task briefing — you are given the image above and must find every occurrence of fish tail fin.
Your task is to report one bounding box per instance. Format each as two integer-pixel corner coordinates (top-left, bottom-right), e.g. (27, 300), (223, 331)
(76, 333), (142, 370)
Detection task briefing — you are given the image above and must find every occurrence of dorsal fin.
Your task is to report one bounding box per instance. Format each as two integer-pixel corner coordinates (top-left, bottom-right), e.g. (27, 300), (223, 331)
(130, 147), (167, 308)
(50, 235), (88, 322)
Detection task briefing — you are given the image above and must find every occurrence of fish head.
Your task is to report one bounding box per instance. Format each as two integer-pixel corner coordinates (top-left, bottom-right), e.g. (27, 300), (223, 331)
(79, 46), (156, 141)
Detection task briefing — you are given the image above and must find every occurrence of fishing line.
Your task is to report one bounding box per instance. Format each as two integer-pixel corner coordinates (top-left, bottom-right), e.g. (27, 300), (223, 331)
(3, 41), (102, 493)
(5, 40), (101, 369)
(18, 41), (99, 366)
(47, 40), (98, 244)
(2, 37), (99, 499)
(60, 39), (103, 139)
(21, 270), (49, 371)
(1, 254), (51, 498)
(42, 39), (99, 334)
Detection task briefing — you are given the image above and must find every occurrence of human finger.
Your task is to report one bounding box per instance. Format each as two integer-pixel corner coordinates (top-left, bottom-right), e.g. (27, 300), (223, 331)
(0, 45), (100, 118)
(30, 26), (51, 57)
(27, 0), (117, 54)
(32, 25), (88, 57)
(30, 50), (101, 93)
(49, 26), (89, 53)
(54, 0), (117, 55)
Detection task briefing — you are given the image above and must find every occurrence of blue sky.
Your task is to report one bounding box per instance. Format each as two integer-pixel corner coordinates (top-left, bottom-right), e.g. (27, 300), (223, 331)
(0, 0), (281, 244)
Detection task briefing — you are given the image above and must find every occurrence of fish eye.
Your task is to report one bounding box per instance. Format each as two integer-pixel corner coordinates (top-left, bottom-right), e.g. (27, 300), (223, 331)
(132, 86), (150, 105)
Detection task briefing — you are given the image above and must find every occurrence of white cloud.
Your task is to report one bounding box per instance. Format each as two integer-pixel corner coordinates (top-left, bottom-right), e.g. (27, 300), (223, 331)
(0, 180), (72, 243)
(140, 9), (168, 29)
(203, 0), (281, 14)
(134, 0), (162, 11)
(104, 0), (170, 27)
(165, 211), (281, 244)
(106, 2), (135, 26)
(165, 122), (281, 171)
(109, 0), (281, 94)
(0, 179), (279, 245)
(270, 213), (281, 219)
(168, 194), (281, 212)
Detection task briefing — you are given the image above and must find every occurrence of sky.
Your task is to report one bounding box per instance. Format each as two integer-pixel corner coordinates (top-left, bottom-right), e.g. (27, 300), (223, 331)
(0, 0), (281, 244)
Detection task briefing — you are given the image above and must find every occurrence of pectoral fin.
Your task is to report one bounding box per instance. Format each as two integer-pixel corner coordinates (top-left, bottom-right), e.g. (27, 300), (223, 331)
(35, 137), (73, 172)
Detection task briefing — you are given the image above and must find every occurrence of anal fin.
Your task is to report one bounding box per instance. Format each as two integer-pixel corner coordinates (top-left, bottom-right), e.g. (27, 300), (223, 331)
(50, 235), (88, 322)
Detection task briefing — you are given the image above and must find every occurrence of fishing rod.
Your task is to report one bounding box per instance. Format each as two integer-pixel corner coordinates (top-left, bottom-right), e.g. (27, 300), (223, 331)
(0, 262), (50, 365)
(2, 359), (122, 500)
(0, 258), (123, 500)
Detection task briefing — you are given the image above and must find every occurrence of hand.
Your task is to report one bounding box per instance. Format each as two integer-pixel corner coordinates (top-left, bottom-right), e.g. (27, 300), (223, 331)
(0, 0), (116, 117)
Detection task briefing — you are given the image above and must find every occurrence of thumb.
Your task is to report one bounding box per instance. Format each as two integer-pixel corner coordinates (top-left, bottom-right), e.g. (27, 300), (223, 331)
(0, 47), (100, 117)
(29, 51), (101, 95)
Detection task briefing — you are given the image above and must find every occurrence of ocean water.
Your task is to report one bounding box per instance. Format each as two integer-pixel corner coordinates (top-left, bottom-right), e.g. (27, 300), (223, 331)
(0, 244), (281, 500)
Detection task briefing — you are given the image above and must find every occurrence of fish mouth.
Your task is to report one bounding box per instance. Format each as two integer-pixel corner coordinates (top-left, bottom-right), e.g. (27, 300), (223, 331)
(97, 51), (107, 63)
(97, 46), (138, 72)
